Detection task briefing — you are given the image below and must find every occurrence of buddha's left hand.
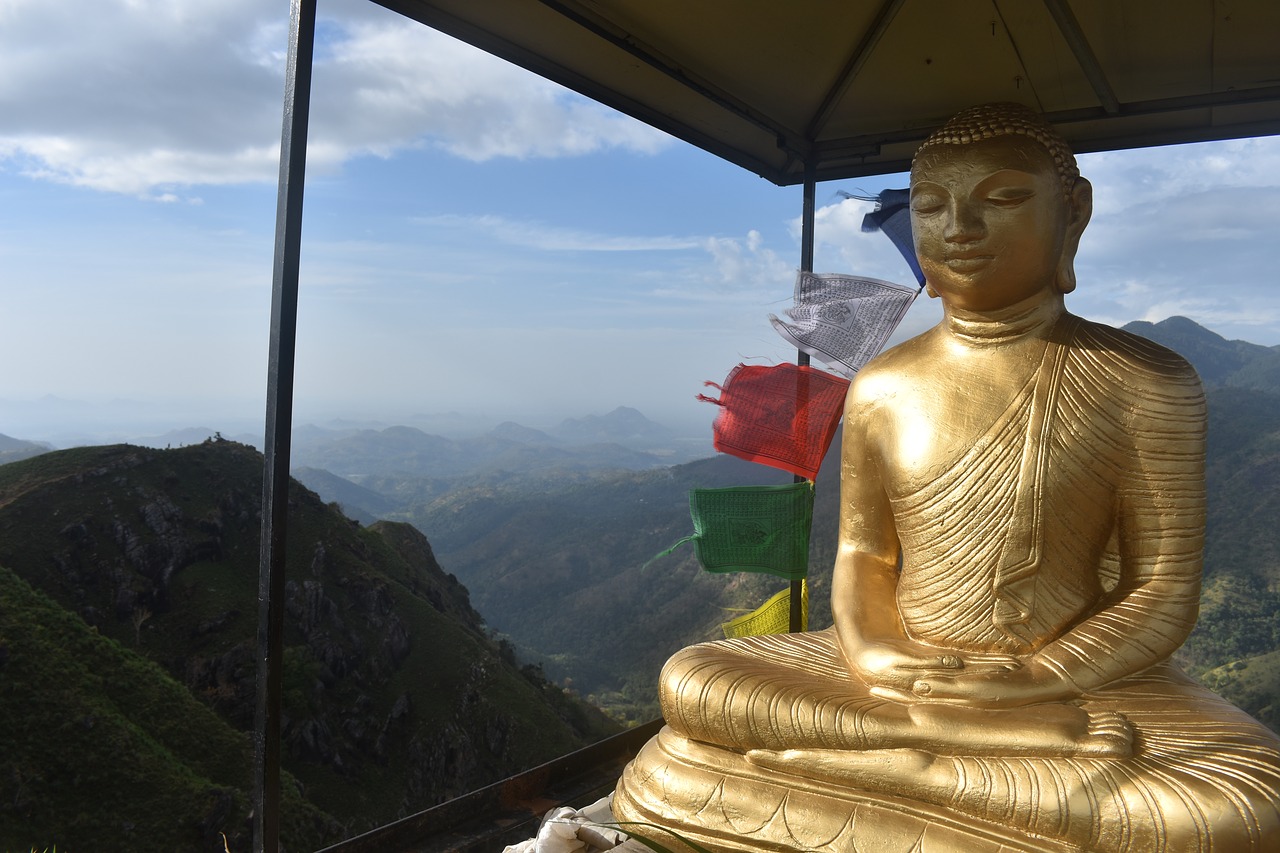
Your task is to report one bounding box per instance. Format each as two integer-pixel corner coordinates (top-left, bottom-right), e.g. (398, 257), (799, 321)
(872, 657), (1079, 708)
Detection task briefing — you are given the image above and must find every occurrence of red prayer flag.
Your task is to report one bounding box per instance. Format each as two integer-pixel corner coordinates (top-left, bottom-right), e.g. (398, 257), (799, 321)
(698, 363), (850, 479)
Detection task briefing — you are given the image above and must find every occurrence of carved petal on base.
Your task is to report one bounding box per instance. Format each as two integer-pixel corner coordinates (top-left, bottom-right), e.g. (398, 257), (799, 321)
(614, 728), (1077, 853)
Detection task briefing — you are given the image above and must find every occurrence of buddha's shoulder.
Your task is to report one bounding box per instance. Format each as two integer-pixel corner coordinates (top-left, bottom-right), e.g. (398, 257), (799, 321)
(847, 330), (941, 407)
(1069, 316), (1204, 391)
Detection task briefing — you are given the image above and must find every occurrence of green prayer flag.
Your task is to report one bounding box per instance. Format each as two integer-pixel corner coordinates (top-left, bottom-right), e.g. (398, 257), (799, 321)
(684, 482), (813, 579)
(644, 482), (814, 579)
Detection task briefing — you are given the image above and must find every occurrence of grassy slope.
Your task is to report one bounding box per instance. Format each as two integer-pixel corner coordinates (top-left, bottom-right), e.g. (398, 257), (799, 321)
(0, 565), (337, 853)
(1172, 387), (1280, 722)
(405, 453), (834, 720)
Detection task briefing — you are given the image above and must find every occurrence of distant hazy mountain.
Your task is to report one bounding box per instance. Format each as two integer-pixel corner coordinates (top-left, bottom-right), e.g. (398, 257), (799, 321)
(1122, 316), (1280, 390)
(286, 408), (708, 510)
(490, 420), (559, 444)
(405, 451), (827, 722)
(0, 432), (52, 464)
(293, 466), (403, 524)
(549, 406), (677, 447)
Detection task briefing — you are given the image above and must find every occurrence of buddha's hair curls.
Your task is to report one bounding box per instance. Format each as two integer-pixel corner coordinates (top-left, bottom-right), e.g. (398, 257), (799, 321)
(913, 102), (1079, 196)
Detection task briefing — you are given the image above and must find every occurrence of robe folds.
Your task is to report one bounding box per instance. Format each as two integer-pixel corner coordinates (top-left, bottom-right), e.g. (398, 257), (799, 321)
(615, 317), (1280, 852)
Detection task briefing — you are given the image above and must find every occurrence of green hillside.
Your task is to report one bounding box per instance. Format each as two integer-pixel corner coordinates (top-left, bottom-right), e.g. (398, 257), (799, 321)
(404, 454), (832, 721)
(1172, 386), (1280, 729)
(0, 440), (618, 845)
(0, 565), (337, 852)
(1123, 315), (1280, 391)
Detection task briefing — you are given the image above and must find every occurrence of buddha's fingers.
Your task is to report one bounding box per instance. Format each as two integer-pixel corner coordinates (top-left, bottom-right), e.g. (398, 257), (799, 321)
(894, 654), (966, 671)
(956, 653), (1021, 671)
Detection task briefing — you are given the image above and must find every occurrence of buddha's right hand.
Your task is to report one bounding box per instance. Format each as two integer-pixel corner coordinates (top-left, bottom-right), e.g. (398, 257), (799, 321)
(846, 638), (1018, 693)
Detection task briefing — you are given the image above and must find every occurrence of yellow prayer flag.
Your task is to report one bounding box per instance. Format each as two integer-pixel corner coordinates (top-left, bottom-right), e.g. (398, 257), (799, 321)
(721, 581), (808, 638)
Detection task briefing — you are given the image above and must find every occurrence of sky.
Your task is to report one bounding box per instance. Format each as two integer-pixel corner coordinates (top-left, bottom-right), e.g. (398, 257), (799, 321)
(3, 0), (1279, 446)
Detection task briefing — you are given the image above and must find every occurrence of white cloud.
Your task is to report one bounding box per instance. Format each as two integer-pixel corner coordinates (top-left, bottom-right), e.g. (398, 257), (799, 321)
(1081, 137), (1280, 216)
(0, 0), (670, 196)
(778, 194), (922, 287)
(702, 230), (793, 292)
(311, 14), (668, 164)
(1065, 140), (1280, 343)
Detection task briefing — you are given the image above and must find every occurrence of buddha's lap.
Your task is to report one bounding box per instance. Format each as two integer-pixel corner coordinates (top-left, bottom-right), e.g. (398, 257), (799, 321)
(639, 630), (1280, 850)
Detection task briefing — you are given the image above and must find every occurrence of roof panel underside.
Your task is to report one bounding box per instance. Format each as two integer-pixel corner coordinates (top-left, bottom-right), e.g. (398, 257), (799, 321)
(373, 0), (1280, 184)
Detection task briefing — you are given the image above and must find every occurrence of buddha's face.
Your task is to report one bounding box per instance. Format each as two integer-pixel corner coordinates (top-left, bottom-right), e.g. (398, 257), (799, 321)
(910, 135), (1079, 312)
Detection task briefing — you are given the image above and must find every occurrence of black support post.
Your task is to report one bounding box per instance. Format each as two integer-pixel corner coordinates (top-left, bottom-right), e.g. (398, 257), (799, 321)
(254, 1), (316, 850)
(791, 164), (817, 633)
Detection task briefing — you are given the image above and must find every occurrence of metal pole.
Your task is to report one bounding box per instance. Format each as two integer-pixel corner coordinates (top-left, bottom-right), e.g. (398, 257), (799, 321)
(791, 164), (817, 633)
(254, 1), (316, 850)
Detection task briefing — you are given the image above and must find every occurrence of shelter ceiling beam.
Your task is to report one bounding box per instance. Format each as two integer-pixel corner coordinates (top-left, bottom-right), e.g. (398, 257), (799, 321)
(533, 0), (812, 160)
(1039, 0), (1120, 114)
(804, 0), (909, 141)
(801, 83), (1280, 183)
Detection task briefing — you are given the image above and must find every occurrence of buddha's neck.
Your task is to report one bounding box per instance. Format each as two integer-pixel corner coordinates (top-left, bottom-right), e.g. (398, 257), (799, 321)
(943, 292), (1066, 346)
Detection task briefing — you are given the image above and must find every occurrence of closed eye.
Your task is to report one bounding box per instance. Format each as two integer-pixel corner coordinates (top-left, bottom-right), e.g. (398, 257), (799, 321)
(986, 191), (1033, 208)
(911, 197), (945, 215)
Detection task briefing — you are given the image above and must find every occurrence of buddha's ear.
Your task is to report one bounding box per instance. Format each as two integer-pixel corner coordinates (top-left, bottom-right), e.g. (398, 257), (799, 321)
(1068, 177), (1093, 234)
(1057, 177), (1093, 294)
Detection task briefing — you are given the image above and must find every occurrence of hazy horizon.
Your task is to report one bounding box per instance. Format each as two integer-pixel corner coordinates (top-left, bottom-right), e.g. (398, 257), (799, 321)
(4, 311), (1272, 452)
(0, 393), (722, 450)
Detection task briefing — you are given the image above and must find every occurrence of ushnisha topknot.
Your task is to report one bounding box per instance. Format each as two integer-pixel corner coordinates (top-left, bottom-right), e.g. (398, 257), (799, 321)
(913, 102), (1079, 197)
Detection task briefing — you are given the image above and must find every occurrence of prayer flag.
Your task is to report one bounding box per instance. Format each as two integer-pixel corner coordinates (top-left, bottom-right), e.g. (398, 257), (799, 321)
(855, 188), (926, 286)
(699, 362), (848, 480)
(769, 271), (918, 378)
(690, 482), (813, 579)
(721, 581), (808, 638)
(646, 482), (814, 580)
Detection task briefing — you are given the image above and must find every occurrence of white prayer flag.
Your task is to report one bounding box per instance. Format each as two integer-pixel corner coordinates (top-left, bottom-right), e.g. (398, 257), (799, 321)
(770, 272), (919, 377)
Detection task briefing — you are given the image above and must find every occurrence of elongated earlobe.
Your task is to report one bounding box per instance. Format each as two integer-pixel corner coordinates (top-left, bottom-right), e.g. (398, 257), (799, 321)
(1056, 261), (1077, 294)
(1056, 177), (1092, 294)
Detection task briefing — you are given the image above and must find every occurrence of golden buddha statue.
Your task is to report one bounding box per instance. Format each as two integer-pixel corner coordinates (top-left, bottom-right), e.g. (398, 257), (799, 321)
(614, 103), (1280, 852)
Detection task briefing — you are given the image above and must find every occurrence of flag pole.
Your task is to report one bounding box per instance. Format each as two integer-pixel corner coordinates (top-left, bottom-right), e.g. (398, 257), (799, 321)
(791, 163), (817, 632)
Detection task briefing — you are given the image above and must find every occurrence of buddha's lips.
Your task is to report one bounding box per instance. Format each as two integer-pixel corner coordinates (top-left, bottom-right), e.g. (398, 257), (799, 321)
(944, 254), (994, 270)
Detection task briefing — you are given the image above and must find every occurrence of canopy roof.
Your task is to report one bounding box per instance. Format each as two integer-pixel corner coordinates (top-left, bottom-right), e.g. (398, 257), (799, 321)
(374, 0), (1280, 185)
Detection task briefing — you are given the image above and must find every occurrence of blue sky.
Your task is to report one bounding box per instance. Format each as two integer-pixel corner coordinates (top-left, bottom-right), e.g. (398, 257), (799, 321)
(3, 0), (1279, 446)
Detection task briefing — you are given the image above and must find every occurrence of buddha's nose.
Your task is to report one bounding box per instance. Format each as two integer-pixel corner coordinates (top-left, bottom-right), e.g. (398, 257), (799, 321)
(944, 200), (985, 243)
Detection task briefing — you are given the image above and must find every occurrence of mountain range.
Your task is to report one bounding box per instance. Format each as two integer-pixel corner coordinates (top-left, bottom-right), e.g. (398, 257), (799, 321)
(0, 440), (617, 851)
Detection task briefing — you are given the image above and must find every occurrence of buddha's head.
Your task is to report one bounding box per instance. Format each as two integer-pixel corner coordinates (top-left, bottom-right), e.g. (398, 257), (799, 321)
(909, 103), (1092, 311)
